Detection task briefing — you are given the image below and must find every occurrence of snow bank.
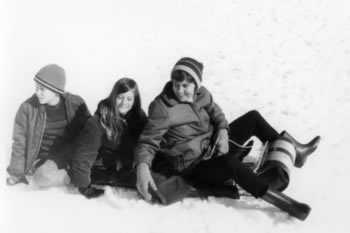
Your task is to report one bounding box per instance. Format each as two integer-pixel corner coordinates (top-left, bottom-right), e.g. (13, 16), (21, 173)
(1, 0), (350, 232)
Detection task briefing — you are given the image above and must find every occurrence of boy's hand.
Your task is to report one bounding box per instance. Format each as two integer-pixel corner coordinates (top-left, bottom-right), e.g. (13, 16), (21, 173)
(216, 129), (229, 156)
(6, 176), (29, 186)
(136, 163), (157, 202)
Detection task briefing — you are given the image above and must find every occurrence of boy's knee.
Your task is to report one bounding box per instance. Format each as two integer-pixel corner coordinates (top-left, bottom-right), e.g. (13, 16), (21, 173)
(246, 110), (260, 119)
(33, 160), (70, 188)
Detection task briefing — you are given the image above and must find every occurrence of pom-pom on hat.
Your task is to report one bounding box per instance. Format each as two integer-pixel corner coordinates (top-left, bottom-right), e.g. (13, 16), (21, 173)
(171, 57), (203, 88)
(34, 64), (66, 94)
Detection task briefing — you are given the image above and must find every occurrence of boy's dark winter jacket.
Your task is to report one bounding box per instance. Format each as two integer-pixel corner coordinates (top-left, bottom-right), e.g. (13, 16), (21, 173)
(7, 93), (91, 178)
(134, 81), (229, 174)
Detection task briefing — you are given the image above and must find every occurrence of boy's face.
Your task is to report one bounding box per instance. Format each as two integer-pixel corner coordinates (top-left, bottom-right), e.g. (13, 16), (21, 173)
(35, 83), (59, 105)
(172, 79), (196, 103)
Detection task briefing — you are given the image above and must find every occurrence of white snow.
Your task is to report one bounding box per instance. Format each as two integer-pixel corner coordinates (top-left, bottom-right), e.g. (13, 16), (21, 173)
(1, 0), (350, 232)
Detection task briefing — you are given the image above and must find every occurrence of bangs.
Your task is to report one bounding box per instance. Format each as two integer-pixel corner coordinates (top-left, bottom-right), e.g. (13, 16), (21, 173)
(171, 70), (195, 83)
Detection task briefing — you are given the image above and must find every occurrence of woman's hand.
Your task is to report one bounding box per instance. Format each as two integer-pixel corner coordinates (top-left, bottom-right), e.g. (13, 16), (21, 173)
(216, 129), (229, 156)
(136, 163), (157, 202)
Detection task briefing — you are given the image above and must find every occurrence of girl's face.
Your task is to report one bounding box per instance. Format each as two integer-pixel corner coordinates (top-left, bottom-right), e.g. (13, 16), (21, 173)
(35, 83), (60, 105)
(116, 89), (135, 115)
(172, 79), (196, 103)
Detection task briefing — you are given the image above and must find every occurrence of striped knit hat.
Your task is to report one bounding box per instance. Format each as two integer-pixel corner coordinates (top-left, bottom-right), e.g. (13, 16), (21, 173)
(171, 57), (204, 88)
(34, 64), (66, 94)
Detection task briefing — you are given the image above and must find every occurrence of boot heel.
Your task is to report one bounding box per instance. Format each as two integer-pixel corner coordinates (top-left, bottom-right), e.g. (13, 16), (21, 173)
(261, 188), (311, 220)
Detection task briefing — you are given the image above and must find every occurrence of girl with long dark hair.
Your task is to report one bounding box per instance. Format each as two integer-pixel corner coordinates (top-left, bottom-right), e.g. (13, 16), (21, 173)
(71, 78), (147, 198)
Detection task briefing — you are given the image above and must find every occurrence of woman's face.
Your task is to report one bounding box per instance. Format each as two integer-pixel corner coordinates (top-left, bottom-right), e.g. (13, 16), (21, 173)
(172, 79), (196, 103)
(116, 89), (135, 115)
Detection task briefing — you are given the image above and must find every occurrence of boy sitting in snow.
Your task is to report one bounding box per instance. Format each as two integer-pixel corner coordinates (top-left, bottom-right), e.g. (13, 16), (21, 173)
(6, 64), (91, 188)
(135, 57), (320, 220)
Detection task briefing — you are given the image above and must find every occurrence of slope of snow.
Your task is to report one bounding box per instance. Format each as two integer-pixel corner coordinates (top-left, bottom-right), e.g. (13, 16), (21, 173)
(1, 0), (350, 232)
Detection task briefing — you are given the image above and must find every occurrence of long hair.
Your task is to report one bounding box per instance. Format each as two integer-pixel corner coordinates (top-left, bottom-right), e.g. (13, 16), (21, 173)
(97, 77), (142, 142)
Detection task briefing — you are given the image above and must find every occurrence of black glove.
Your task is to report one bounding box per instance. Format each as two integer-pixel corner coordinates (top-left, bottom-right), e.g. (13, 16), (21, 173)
(78, 185), (105, 199)
(6, 176), (29, 186)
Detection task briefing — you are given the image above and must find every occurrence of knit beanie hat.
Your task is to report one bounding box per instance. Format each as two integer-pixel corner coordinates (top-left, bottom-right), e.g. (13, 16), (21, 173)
(34, 64), (66, 94)
(171, 57), (204, 88)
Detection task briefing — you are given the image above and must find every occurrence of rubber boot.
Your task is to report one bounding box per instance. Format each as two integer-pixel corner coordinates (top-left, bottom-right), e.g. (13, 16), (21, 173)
(281, 131), (321, 168)
(261, 188), (311, 221)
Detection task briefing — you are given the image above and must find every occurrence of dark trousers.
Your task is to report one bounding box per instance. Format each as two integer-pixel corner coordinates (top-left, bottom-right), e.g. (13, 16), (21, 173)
(189, 153), (267, 198)
(90, 148), (136, 188)
(228, 110), (279, 144)
(189, 110), (280, 198)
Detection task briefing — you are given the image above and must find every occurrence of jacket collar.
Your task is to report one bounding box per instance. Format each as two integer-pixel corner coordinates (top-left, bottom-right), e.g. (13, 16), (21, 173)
(160, 81), (204, 107)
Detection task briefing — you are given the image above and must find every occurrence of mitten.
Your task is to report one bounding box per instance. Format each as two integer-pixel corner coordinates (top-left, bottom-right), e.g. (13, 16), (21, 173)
(78, 185), (105, 199)
(6, 176), (29, 186)
(216, 129), (229, 155)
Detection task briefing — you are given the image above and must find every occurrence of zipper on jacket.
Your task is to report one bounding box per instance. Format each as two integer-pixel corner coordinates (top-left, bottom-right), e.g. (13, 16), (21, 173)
(32, 96), (70, 171)
(190, 104), (204, 132)
(64, 96), (72, 131)
(32, 112), (46, 170)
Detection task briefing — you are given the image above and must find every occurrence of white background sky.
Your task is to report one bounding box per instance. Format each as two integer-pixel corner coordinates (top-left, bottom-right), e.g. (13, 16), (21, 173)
(1, 0), (350, 232)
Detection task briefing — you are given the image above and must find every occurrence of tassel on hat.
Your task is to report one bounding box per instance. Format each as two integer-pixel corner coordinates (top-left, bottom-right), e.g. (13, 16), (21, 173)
(34, 64), (66, 94)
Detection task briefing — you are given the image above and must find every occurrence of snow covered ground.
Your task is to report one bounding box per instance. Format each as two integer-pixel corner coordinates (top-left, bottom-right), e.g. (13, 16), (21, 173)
(1, 0), (350, 232)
